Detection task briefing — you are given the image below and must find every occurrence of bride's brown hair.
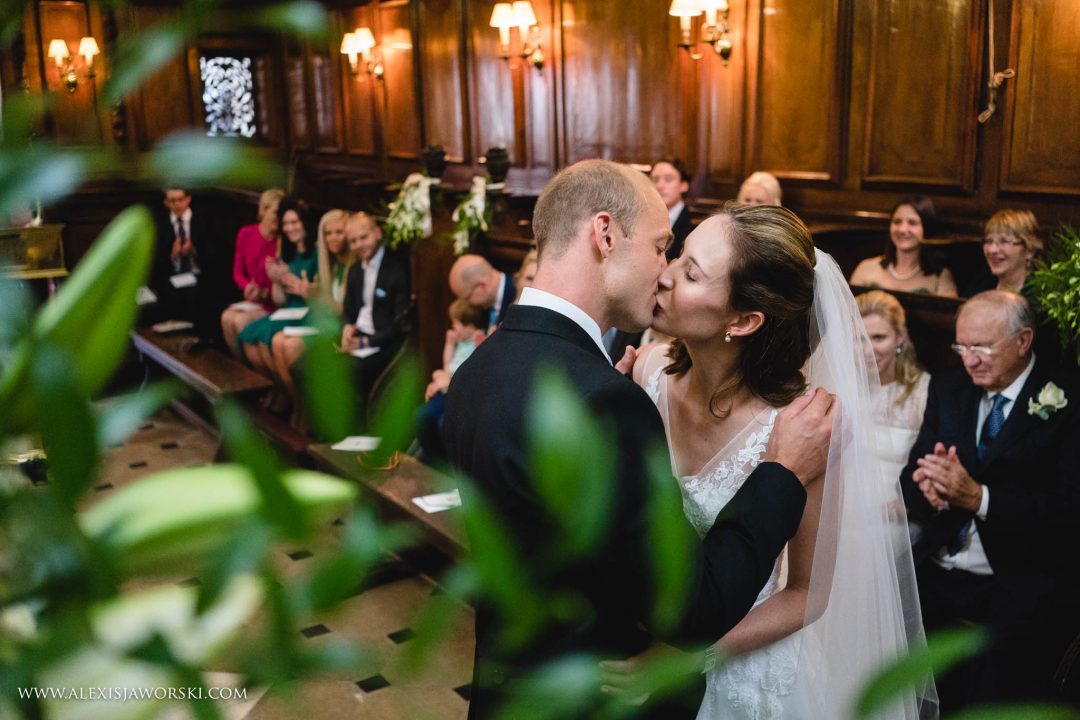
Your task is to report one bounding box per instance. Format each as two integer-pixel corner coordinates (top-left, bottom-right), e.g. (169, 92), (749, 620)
(665, 203), (816, 416)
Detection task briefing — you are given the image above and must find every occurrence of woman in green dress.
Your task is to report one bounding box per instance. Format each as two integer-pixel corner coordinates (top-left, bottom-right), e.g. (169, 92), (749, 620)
(238, 196), (318, 388)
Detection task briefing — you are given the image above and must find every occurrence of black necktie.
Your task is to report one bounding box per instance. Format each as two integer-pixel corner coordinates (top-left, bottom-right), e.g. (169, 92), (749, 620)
(948, 394), (1008, 556)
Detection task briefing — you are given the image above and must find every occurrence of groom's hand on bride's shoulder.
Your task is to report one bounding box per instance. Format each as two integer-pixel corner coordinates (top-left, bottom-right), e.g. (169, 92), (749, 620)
(765, 387), (836, 487)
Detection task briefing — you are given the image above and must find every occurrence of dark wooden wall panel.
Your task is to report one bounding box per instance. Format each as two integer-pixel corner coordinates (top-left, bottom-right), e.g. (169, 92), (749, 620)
(128, 5), (194, 148)
(285, 41), (312, 150)
(468, 0), (516, 162)
(418, 0), (467, 160)
(341, 5), (378, 156)
(310, 47), (343, 151)
(698, 3), (743, 186)
(560, 0), (681, 164)
(38, 1), (102, 146)
(754, 0), (844, 182)
(379, 1), (421, 159)
(1000, 0), (1080, 195)
(862, 0), (980, 189)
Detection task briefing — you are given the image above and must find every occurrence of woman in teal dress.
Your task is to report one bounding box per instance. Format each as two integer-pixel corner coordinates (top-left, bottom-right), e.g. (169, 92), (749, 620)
(238, 197), (318, 387)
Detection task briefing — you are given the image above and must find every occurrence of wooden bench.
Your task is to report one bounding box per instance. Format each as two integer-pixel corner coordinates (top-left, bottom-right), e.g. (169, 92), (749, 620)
(308, 444), (468, 561)
(130, 328), (309, 460)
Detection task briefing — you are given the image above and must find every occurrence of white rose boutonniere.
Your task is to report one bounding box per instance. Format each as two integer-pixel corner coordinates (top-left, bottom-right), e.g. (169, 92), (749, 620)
(1027, 381), (1068, 420)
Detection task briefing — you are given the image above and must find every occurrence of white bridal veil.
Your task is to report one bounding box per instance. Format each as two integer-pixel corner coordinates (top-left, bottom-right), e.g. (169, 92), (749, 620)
(792, 249), (939, 719)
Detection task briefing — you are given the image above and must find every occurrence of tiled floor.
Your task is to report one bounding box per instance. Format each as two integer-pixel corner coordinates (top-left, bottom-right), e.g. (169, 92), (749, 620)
(84, 407), (474, 719)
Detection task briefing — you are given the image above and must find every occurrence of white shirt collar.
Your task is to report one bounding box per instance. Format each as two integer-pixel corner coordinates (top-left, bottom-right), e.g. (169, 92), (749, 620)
(170, 208), (192, 225)
(518, 287), (612, 364)
(492, 272), (507, 316)
(990, 353), (1036, 404)
(667, 201), (685, 227)
(363, 244), (385, 271)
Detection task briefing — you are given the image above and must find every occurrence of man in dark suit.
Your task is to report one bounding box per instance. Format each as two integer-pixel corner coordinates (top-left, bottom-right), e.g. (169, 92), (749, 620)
(150, 187), (225, 341)
(649, 158), (694, 263)
(448, 254), (516, 331)
(340, 211), (411, 420)
(443, 159), (835, 718)
(902, 290), (1080, 713)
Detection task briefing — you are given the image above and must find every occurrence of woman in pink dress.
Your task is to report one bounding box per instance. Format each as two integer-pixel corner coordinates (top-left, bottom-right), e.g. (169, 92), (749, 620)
(220, 188), (285, 353)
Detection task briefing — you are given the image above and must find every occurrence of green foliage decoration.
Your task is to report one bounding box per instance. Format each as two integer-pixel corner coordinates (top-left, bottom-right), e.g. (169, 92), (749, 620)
(1027, 224), (1080, 367)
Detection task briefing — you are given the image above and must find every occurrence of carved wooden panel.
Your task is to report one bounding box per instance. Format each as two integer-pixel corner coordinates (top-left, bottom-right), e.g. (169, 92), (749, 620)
(379, 1), (421, 160)
(285, 41), (312, 149)
(38, 1), (103, 146)
(1000, 0), (1080, 195)
(341, 5), (378, 156)
(129, 4), (194, 148)
(468, 0), (516, 162)
(752, 0), (847, 183)
(560, 0), (683, 164)
(862, 0), (980, 189)
(699, 2), (744, 186)
(418, 0), (467, 161)
(310, 46), (342, 152)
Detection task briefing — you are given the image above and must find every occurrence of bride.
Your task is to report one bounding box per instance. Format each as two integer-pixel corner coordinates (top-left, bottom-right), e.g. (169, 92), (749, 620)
(613, 204), (936, 719)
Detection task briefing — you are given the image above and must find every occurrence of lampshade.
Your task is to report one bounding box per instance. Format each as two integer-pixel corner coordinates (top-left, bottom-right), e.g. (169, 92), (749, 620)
(511, 1), (537, 27)
(340, 31), (357, 55)
(489, 2), (514, 29)
(700, 0), (729, 11)
(668, 0), (703, 17)
(78, 36), (100, 59)
(47, 39), (70, 63)
(354, 27), (376, 51)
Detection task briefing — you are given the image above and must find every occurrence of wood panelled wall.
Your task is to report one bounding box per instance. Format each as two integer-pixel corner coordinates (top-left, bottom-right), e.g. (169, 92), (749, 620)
(9, 0), (1080, 223)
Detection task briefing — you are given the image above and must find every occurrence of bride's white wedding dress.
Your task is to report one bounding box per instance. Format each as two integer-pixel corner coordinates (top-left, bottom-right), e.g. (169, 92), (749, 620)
(642, 347), (834, 719)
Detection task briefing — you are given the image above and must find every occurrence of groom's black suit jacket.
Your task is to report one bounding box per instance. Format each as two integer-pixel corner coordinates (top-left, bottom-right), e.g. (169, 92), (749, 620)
(443, 304), (807, 719)
(901, 358), (1080, 591)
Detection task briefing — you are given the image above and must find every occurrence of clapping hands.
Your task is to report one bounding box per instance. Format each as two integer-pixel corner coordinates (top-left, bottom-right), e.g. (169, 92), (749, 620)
(914, 442), (982, 513)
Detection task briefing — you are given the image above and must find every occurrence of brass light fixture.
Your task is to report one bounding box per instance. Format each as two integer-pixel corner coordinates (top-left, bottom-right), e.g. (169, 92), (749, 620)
(668, 0), (732, 65)
(340, 27), (383, 79)
(47, 36), (99, 93)
(490, 1), (543, 70)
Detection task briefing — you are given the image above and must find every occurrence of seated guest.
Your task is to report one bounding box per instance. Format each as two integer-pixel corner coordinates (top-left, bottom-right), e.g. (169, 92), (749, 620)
(857, 290), (929, 485)
(648, 158), (693, 260)
(514, 249), (538, 301)
(237, 197), (317, 401)
(424, 299), (487, 403)
(340, 212), (411, 421)
(270, 208), (354, 428)
(850, 195), (958, 297)
(736, 170), (782, 206)
(448, 254), (514, 331)
(150, 186), (224, 340)
(221, 188), (285, 354)
(969, 209), (1044, 295)
(902, 291), (1080, 713)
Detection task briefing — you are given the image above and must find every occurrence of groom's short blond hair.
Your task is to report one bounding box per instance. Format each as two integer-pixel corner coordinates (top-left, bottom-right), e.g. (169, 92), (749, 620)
(532, 159), (648, 259)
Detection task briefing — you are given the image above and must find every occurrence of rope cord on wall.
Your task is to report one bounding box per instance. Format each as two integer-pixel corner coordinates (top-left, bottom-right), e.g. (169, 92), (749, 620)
(978, 0), (1015, 124)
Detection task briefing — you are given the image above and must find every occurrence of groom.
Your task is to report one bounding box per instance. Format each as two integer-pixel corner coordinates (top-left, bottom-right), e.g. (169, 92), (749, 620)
(442, 159), (835, 718)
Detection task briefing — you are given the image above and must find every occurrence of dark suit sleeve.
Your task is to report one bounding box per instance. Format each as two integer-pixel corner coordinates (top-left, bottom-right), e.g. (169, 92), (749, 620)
(342, 263), (363, 326)
(367, 258), (411, 349)
(900, 373), (941, 521)
(594, 382), (806, 648)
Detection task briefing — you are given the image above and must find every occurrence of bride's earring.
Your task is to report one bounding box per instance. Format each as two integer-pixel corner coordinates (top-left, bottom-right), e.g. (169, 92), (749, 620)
(724, 331), (732, 343)
(896, 344), (903, 355)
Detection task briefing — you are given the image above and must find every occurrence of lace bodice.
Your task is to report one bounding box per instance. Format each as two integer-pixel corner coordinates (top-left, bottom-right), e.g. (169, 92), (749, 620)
(642, 350), (808, 719)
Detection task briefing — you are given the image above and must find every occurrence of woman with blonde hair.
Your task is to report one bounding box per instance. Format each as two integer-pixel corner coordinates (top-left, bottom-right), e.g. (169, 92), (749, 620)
(736, 171), (782, 206)
(856, 290), (929, 485)
(270, 208), (354, 428)
(221, 187), (285, 353)
(975, 209), (1043, 294)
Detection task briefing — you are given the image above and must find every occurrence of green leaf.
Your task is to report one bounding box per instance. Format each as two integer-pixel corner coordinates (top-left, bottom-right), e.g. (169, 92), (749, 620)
(493, 655), (602, 720)
(527, 366), (615, 559)
(32, 342), (99, 505)
(249, 1), (329, 38)
(0, 148), (87, 222)
(215, 399), (307, 539)
(0, 205), (154, 433)
(146, 131), (285, 189)
(644, 440), (696, 635)
(196, 521), (271, 614)
(855, 627), (987, 718)
(944, 704), (1076, 720)
(105, 26), (187, 104)
(96, 381), (182, 449)
(366, 353), (423, 464)
(297, 302), (355, 441)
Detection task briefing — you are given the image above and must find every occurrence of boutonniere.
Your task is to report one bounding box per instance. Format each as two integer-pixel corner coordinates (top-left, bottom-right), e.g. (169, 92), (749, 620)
(1027, 381), (1068, 420)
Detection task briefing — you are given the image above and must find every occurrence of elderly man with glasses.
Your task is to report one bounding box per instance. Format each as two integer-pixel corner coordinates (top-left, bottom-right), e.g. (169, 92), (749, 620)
(900, 290), (1080, 713)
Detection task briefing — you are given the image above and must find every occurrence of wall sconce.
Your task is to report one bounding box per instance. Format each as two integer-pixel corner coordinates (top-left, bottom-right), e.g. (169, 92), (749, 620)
(668, 0), (732, 65)
(490, 1), (543, 71)
(47, 36), (99, 93)
(340, 27), (383, 79)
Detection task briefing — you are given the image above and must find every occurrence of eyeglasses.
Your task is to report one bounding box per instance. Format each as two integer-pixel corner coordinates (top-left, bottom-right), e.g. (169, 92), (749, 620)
(981, 237), (1025, 249)
(951, 331), (1021, 358)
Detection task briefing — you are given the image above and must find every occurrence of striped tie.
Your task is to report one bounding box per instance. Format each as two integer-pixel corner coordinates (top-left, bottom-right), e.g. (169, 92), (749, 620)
(948, 393), (1008, 556)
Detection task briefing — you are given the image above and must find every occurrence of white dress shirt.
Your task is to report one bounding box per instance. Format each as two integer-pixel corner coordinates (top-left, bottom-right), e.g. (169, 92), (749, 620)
(934, 353), (1036, 575)
(355, 245), (385, 337)
(491, 272), (507, 324)
(518, 287), (612, 364)
(668, 201), (685, 228)
(169, 208), (195, 273)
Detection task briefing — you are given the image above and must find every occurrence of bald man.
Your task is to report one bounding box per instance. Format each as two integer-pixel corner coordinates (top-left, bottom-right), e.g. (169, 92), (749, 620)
(448, 254), (515, 331)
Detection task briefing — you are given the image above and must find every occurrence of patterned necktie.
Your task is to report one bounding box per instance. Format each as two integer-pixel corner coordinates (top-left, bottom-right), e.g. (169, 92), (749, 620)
(949, 393), (1009, 555)
(175, 218), (190, 273)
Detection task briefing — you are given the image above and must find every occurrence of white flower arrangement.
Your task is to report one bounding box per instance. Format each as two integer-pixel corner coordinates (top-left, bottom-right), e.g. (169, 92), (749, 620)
(1027, 381), (1068, 420)
(450, 176), (490, 256)
(385, 173), (436, 249)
